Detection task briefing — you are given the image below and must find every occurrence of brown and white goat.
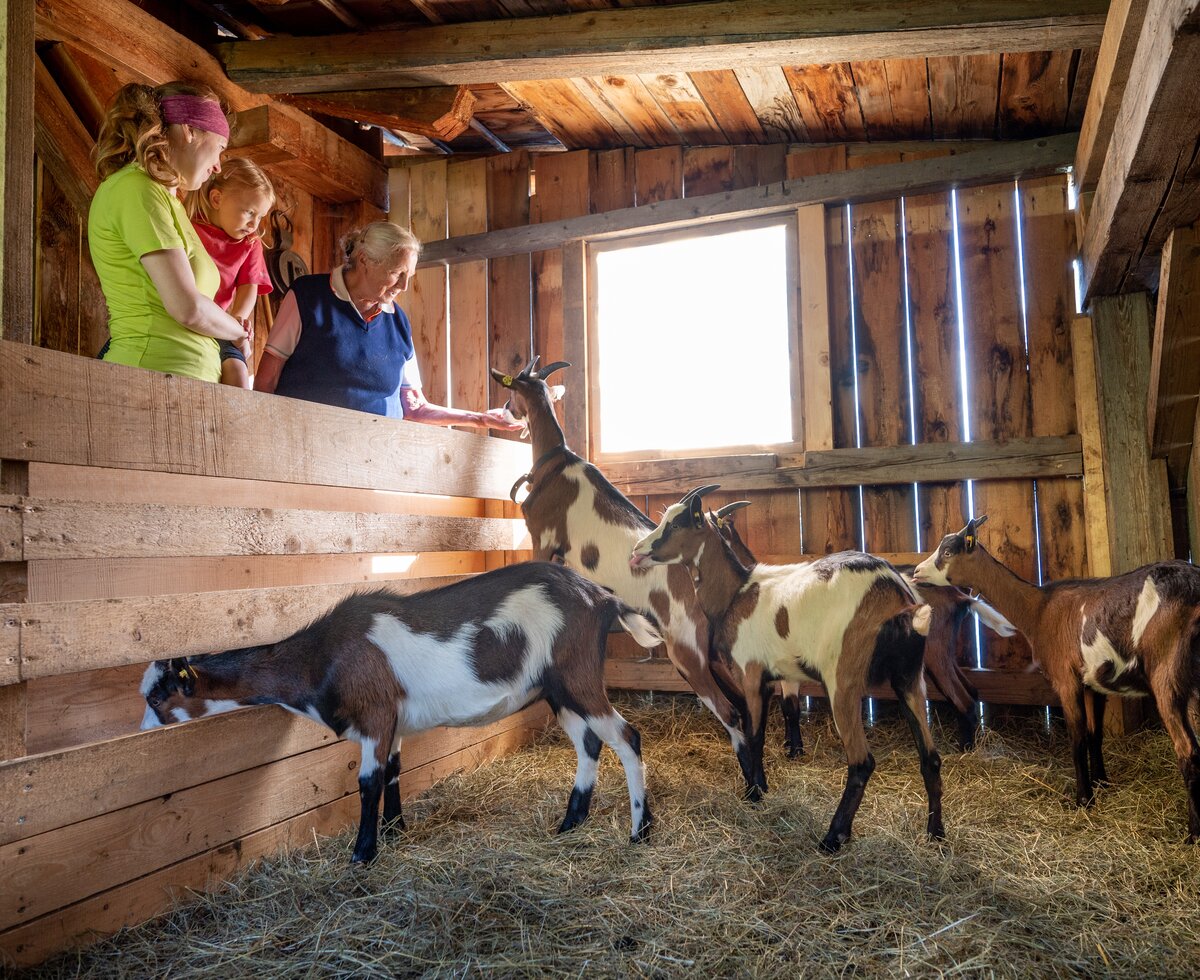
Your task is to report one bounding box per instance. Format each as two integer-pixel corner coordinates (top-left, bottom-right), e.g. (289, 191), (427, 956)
(632, 485), (944, 852)
(492, 360), (756, 795)
(914, 515), (1200, 840)
(141, 561), (662, 863)
(712, 502), (1015, 754)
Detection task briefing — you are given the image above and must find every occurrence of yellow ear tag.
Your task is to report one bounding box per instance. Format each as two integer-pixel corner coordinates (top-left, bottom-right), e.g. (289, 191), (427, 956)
(501, 375), (514, 387)
(965, 534), (976, 550)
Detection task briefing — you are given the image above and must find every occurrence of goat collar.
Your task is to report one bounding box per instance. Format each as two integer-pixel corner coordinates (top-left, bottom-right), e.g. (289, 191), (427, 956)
(510, 444), (571, 502)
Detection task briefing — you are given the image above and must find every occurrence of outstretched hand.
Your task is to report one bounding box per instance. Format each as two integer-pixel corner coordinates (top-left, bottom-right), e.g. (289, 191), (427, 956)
(482, 406), (526, 433)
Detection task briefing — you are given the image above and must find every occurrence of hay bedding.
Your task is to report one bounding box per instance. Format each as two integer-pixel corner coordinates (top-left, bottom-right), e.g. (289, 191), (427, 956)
(30, 695), (1200, 979)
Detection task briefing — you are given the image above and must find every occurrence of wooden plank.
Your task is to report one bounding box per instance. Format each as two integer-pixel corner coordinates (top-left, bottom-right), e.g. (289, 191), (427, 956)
(850, 194), (916, 552)
(33, 56), (99, 220)
(797, 206), (833, 454)
(1189, 404), (1200, 561)
(904, 187), (967, 550)
(1075, 0), (1152, 192)
(1071, 315), (1113, 578)
(1020, 175), (1089, 580)
(217, 1), (1108, 92)
(689, 69), (769, 145)
(502, 78), (625, 149)
(447, 159), (489, 414)
(10, 576), (469, 679)
(27, 552), (489, 603)
(634, 146), (683, 206)
(998, 50), (1073, 138)
(1148, 222), (1200, 484)
(531, 151), (590, 374)
(3, 0), (35, 344)
(781, 63), (868, 142)
(732, 145), (787, 188)
(589, 148), (636, 214)
(0, 705), (549, 967)
(927, 54), (1001, 139)
(957, 181), (1036, 669)
(280, 85), (476, 140)
(1067, 47), (1099, 130)
(732, 67), (807, 142)
(576, 76), (676, 148)
(0, 683), (27, 760)
(13, 499), (520, 560)
(408, 160), (450, 406)
(34, 0), (387, 210)
(639, 73), (725, 144)
(683, 147), (735, 197)
(1081, 0), (1200, 298)
(2, 699), (550, 849)
(605, 658), (1060, 705)
(0, 342), (530, 497)
(419, 135), (1078, 265)
(561, 240), (589, 452)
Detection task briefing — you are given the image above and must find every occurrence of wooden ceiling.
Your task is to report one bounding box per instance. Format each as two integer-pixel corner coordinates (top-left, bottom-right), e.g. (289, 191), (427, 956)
(204, 0), (1101, 156)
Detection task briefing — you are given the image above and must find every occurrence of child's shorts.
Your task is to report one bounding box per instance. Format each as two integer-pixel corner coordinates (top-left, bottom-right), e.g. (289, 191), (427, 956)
(219, 341), (246, 364)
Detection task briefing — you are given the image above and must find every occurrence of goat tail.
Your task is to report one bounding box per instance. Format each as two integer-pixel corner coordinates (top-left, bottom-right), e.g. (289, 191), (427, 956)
(969, 596), (1017, 637)
(912, 603), (933, 637)
(615, 605), (665, 650)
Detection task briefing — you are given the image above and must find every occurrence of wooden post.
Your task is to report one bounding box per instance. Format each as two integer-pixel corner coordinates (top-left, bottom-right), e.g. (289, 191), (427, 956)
(0, 461), (28, 759)
(1188, 403), (1200, 562)
(561, 239), (588, 453)
(797, 204), (833, 453)
(1080, 295), (1176, 734)
(2, 0), (35, 344)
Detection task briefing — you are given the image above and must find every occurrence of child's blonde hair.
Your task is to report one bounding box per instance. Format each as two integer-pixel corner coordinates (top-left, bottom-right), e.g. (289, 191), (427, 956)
(187, 157), (277, 239)
(93, 81), (230, 187)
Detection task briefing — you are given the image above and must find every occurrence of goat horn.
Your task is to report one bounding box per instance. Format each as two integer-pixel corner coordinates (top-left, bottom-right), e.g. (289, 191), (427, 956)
(519, 356), (540, 378)
(534, 360), (571, 381)
(714, 501), (751, 519)
(680, 483), (721, 505)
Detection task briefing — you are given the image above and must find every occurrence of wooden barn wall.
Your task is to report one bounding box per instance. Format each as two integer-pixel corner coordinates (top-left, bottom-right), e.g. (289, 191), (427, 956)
(0, 344), (541, 966)
(395, 144), (1085, 687)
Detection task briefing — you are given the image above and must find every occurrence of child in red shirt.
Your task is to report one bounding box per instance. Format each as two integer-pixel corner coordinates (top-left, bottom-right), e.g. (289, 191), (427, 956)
(187, 158), (275, 387)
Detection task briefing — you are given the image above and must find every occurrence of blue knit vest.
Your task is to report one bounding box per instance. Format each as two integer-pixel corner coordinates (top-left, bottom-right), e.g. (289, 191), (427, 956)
(274, 274), (415, 417)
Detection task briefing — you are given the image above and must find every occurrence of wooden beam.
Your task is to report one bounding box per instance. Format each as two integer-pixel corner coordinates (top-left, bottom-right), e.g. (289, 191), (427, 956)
(7, 497), (522, 559)
(1080, 0), (1200, 298)
(1071, 315), (1113, 578)
(1188, 401), (1200, 561)
(280, 86), (476, 141)
(34, 0), (386, 210)
(560, 240), (589, 453)
(604, 658), (1060, 706)
(33, 57), (99, 220)
(0, 342), (530, 498)
(1147, 222), (1200, 486)
(3, 0), (35, 344)
(418, 135), (1077, 267)
(602, 435), (1083, 495)
(1074, 0), (1151, 193)
(797, 204), (833, 452)
(216, 0), (1107, 94)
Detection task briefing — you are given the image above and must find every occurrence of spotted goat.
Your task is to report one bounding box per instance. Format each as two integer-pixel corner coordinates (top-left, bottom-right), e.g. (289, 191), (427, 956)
(492, 359), (756, 795)
(914, 515), (1200, 840)
(712, 501), (1014, 755)
(140, 562), (662, 863)
(632, 485), (943, 852)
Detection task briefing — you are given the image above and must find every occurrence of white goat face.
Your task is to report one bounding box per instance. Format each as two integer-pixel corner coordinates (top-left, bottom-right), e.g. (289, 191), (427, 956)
(630, 501), (700, 569)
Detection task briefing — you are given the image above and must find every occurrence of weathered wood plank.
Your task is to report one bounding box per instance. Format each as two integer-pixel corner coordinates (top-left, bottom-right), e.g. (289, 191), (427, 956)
(639, 73), (725, 144)
(782, 63), (868, 142)
(419, 135), (1077, 266)
(602, 435), (1082, 495)
(605, 657), (1060, 705)
(1080, 0), (1200, 298)
(1075, 0), (1151, 192)
(447, 158), (489, 414)
(9, 576), (469, 679)
(216, 1), (1108, 93)
(0, 342), (530, 497)
(1071, 315), (1114, 578)
(33, 56), (99, 220)
(408, 160), (450, 406)
(689, 69), (769, 144)
(3, 0), (36, 345)
(280, 85), (476, 140)
(1148, 222), (1200, 485)
(797, 205), (833, 454)
(532, 151), (590, 375)
(733, 66), (807, 142)
(998, 50), (1073, 138)
(927, 54), (1001, 139)
(561, 240), (589, 452)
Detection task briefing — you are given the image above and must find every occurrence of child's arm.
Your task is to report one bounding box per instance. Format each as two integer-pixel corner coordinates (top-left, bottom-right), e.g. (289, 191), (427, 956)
(228, 283), (258, 324)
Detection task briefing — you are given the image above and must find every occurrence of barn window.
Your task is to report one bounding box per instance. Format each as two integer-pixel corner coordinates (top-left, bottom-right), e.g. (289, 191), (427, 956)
(590, 217), (798, 456)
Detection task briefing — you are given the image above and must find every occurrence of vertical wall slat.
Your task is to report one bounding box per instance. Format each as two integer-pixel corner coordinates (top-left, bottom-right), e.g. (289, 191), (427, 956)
(408, 161), (449, 406)
(957, 182), (1037, 669)
(447, 159), (489, 414)
(487, 152), (533, 426)
(531, 151), (590, 371)
(1021, 175), (1088, 580)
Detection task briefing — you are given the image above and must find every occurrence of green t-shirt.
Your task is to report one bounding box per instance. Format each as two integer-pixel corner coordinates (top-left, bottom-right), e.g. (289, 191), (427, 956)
(88, 164), (222, 382)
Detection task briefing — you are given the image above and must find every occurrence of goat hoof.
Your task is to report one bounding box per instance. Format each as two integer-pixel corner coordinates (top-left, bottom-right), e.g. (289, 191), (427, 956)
(382, 817), (407, 839)
(786, 746), (805, 760)
(350, 848), (377, 865)
(818, 833), (846, 854)
(744, 785), (764, 805)
(557, 816), (586, 835)
(927, 822), (946, 841)
(631, 816), (653, 844)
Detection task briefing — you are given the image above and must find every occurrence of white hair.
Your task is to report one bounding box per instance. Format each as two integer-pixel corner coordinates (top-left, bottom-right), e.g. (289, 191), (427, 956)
(340, 221), (422, 271)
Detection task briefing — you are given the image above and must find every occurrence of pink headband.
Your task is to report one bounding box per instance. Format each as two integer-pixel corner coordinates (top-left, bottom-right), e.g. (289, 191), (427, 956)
(160, 94), (229, 139)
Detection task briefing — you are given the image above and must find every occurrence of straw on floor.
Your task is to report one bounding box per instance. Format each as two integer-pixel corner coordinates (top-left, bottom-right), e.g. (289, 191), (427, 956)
(29, 693), (1200, 978)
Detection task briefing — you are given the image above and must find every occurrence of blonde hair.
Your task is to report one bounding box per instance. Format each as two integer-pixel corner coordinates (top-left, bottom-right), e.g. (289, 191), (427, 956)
(93, 81), (230, 187)
(340, 222), (422, 271)
(186, 157), (277, 238)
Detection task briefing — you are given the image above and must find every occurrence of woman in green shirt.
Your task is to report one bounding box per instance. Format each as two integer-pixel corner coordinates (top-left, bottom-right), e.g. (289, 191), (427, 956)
(89, 81), (246, 382)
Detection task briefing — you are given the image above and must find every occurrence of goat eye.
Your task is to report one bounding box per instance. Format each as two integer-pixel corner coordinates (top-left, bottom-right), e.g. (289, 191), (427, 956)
(942, 548), (952, 559)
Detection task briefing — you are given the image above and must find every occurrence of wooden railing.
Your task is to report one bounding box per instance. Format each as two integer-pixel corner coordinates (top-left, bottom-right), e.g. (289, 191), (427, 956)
(0, 342), (546, 967)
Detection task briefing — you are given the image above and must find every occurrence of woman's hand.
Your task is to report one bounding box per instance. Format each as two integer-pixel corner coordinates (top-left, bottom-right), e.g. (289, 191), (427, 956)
(479, 407), (526, 433)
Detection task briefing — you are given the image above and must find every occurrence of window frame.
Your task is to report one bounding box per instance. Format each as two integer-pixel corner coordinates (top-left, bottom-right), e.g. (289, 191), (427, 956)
(585, 212), (804, 465)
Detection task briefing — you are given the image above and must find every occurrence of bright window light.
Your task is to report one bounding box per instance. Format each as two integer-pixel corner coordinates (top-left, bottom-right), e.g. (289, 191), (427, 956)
(594, 223), (793, 454)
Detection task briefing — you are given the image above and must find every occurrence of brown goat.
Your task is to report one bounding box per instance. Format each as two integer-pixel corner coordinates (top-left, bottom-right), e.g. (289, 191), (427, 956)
(914, 515), (1200, 841)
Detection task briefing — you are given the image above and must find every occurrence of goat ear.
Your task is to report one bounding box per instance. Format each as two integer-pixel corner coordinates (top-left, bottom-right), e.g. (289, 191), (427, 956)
(490, 368), (515, 389)
(547, 384), (566, 403)
(169, 657), (196, 696)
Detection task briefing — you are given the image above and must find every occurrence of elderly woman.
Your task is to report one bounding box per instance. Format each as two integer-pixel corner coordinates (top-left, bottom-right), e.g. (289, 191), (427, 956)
(89, 81), (247, 382)
(255, 222), (520, 430)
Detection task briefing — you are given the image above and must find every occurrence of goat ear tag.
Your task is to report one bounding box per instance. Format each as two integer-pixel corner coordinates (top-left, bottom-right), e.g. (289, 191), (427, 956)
(501, 375), (514, 388)
(964, 533), (976, 551)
